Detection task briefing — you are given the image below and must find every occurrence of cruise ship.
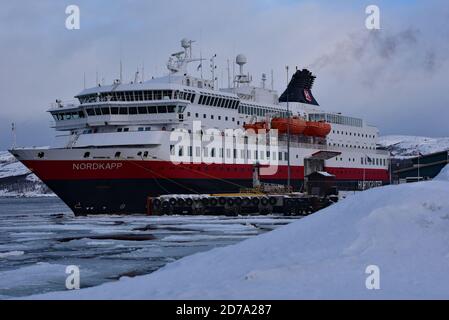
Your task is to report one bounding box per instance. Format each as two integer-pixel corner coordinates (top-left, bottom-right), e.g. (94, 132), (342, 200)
(10, 39), (390, 215)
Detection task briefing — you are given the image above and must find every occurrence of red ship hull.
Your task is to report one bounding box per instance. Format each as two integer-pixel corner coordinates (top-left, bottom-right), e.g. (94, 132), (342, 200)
(21, 159), (389, 215)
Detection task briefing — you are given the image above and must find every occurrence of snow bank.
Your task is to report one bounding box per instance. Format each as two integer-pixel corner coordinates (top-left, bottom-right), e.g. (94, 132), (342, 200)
(27, 175), (449, 300)
(434, 164), (449, 182)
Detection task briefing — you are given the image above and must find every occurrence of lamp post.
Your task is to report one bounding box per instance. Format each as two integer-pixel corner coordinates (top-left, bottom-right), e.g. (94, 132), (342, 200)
(417, 152), (421, 182)
(389, 152), (392, 185)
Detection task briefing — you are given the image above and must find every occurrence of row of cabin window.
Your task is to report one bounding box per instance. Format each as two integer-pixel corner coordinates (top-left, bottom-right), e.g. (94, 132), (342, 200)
(329, 142), (376, 150)
(332, 130), (376, 139)
(82, 151), (151, 159)
(186, 112), (238, 123)
(362, 157), (386, 166)
(84, 105), (180, 116)
(78, 90), (195, 104)
(54, 106), (181, 120)
(79, 127), (156, 134)
(197, 95), (239, 109)
(309, 113), (363, 128)
(334, 157), (387, 166)
(239, 104), (289, 118)
(171, 145), (289, 162)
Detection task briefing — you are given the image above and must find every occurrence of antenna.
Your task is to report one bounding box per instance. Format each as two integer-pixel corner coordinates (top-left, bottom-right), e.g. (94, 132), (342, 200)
(200, 50), (203, 79)
(262, 73), (267, 89)
(271, 69), (274, 90)
(11, 122), (16, 149)
(227, 59), (231, 88)
(142, 62), (145, 82)
(210, 54), (217, 89)
(120, 60), (123, 83)
(232, 60), (235, 88)
(134, 69), (139, 83)
(200, 30), (204, 79)
(236, 54), (247, 75)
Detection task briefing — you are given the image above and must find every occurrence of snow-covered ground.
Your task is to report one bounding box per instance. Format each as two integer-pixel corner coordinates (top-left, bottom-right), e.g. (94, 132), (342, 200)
(378, 135), (449, 158)
(26, 167), (449, 300)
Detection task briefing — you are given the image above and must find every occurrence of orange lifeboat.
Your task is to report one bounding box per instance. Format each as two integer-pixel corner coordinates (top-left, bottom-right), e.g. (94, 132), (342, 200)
(303, 121), (331, 138)
(243, 121), (269, 133)
(271, 116), (306, 135)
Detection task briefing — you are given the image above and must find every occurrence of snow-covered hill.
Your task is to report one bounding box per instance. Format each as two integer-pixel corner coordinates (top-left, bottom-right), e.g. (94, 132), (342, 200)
(28, 166), (449, 299)
(0, 151), (53, 197)
(378, 135), (449, 159)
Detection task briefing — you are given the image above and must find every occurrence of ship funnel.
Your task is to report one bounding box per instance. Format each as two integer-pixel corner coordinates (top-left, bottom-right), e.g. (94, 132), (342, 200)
(279, 69), (319, 106)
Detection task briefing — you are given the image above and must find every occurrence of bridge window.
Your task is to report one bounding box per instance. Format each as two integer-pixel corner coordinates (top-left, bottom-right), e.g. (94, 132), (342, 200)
(129, 107), (138, 115)
(119, 107), (128, 115)
(157, 106), (167, 113)
(148, 106), (157, 114)
(101, 107), (110, 115)
(135, 91), (143, 101)
(154, 91), (163, 100)
(138, 107), (147, 114)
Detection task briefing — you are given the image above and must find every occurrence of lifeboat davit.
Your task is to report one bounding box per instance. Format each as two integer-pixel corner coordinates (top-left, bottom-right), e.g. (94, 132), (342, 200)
(243, 121), (269, 133)
(303, 121), (331, 138)
(271, 116), (306, 135)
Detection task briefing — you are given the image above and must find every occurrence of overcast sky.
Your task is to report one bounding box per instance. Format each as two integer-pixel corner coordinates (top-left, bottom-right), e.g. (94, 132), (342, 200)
(0, 0), (448, 149)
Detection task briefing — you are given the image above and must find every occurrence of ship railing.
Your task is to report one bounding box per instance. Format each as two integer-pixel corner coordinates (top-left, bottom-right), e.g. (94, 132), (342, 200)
(276, 140), (390, 156)
(49, 100), (80, 110)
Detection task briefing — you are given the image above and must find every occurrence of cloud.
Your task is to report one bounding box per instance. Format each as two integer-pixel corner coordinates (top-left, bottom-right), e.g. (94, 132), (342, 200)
(0, 1), (449, 150)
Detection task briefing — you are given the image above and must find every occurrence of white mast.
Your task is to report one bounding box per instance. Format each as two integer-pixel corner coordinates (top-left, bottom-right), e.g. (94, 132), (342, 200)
(120, 60), (123, 83)
(11, 122), (16, 149)
(227, 59), (231, 88)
